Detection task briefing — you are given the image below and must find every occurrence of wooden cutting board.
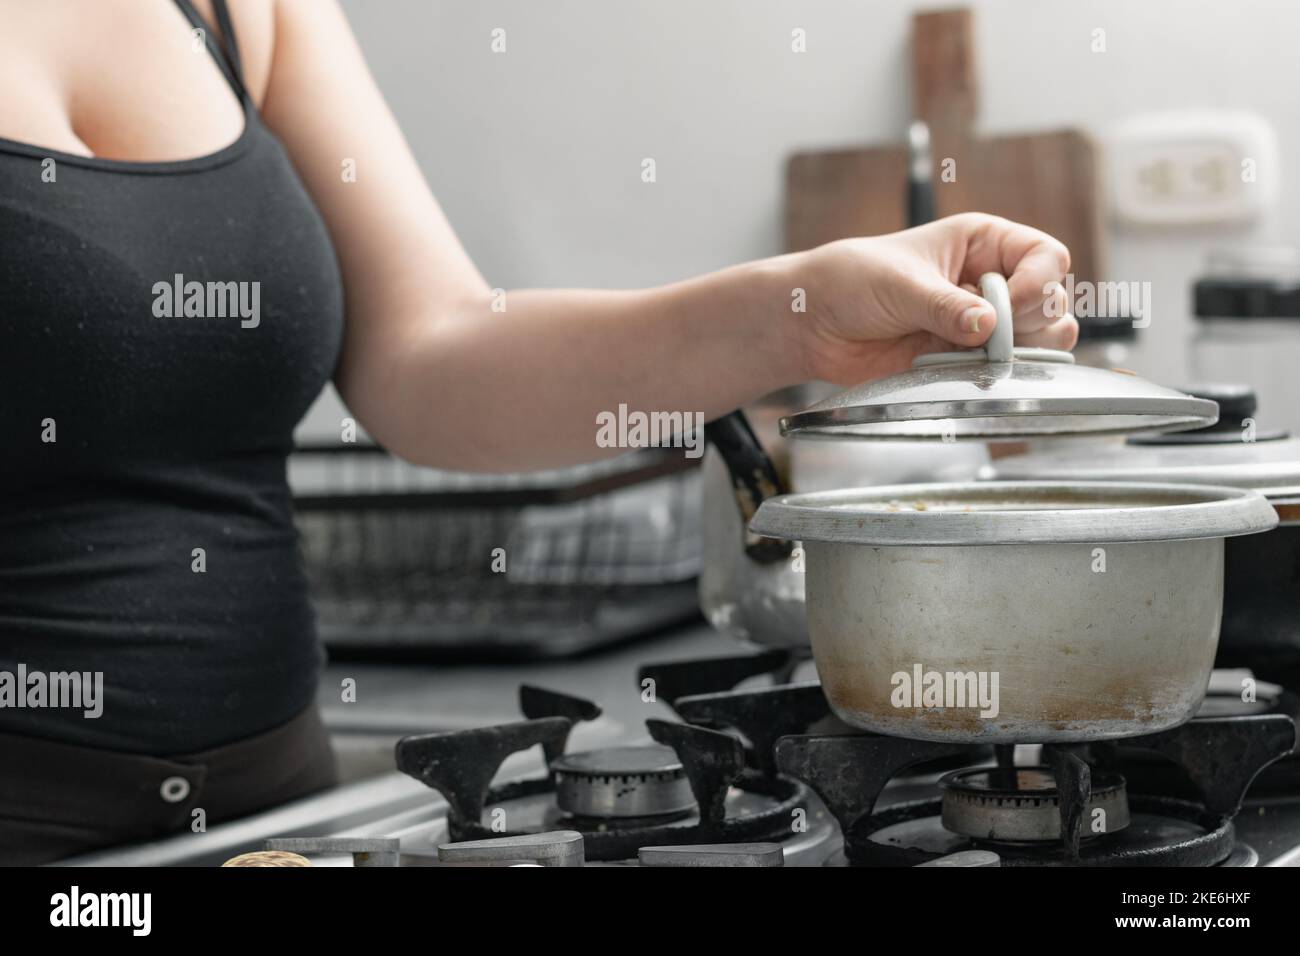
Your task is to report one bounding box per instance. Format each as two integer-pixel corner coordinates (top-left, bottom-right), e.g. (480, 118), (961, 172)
(785, 8), (1103, 284)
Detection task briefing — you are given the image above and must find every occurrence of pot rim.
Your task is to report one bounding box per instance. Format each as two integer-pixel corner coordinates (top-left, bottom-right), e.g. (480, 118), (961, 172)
(749, 480), (1279, 546)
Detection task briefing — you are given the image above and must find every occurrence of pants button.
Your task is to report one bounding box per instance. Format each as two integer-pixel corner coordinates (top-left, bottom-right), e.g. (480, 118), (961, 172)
(160, 775), (191, 803)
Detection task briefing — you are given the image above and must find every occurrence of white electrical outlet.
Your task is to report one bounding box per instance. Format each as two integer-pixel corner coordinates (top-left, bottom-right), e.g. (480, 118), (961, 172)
(1106, 111), (1278, 226)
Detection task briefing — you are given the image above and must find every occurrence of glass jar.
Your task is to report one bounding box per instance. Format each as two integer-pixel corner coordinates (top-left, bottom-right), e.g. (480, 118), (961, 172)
(1191, 247), (1300, 436)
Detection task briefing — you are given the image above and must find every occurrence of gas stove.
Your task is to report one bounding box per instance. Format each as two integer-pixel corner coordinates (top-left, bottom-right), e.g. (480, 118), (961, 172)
(59, 640), (1300, 868)
(333, 652), (1299, 867)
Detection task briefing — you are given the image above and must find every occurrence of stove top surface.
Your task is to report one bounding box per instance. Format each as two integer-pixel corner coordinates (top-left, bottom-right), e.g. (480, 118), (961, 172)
(57, 627), (1300, 868)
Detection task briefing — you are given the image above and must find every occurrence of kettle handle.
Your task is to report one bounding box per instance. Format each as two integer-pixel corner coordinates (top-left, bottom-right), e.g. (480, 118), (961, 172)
(704, 411), (794, 564)
(979, 272), (1015, 363)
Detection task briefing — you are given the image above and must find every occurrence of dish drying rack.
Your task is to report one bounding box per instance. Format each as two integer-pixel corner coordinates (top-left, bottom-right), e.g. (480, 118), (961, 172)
(289, 444), (703, 660)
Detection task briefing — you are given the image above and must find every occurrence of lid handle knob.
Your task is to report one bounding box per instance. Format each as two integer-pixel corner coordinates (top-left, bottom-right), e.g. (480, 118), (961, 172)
(978, 272), (1015, 363)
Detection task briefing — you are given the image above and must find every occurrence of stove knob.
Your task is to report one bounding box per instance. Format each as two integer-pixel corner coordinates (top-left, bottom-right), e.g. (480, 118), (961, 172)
(637, 843), (785, 867)
(437, 830), (585, 867)
(917, 850), (1001, 867)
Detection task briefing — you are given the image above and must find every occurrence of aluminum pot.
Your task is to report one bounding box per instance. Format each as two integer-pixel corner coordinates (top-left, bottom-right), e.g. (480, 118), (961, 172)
(985, 385), (1300, 670)
(750, 481), (1278, 743)
(703, 271), (1216, 652)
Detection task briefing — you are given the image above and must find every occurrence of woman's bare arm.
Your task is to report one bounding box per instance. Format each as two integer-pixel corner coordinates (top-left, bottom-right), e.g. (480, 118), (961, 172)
(261, 0), (1075, 472)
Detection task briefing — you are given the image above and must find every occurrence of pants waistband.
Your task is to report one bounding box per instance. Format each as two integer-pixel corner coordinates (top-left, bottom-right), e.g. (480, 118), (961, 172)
(0, 704), (336, 864)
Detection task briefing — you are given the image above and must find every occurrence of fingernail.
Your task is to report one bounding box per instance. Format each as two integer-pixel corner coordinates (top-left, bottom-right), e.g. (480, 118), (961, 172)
(962, 306), (985, 334)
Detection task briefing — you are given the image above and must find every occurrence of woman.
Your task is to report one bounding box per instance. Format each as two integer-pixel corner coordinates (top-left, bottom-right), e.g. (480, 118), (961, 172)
(0, 0), (1076, 864)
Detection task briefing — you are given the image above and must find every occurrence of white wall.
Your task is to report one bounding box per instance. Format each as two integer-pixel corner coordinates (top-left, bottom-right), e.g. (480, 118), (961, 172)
(302, 0), (1300, 439)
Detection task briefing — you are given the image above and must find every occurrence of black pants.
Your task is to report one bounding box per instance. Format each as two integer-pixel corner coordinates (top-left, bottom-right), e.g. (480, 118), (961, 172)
(0, 704), (337, 865)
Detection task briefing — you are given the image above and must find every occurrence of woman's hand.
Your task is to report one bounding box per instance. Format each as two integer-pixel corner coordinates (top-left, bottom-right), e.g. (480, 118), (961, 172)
(794, 213), (1078, 385)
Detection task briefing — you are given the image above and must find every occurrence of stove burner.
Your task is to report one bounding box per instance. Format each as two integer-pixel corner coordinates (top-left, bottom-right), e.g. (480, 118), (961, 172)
(395, 685), (813, 861)
(551, 745), (694, 820)
(840, 795), (1249, 867)
(939, 767), (1131, 842)
(775, 714), (1295, 866)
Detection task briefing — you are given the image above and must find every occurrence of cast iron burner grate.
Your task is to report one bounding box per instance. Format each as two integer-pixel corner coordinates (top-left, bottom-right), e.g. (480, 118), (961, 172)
(394, 684), (812, 861)
(775, 715), (1296, 866)
(1122, 678), (1300, 797)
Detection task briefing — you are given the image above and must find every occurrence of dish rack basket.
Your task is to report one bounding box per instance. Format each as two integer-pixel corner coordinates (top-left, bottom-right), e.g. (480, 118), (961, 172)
(289, 444), (703, 659)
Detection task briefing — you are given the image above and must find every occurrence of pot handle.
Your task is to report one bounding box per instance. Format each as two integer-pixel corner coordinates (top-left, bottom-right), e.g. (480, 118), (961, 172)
(704, 410), (794, 564)
(978, 272), (1015, 364)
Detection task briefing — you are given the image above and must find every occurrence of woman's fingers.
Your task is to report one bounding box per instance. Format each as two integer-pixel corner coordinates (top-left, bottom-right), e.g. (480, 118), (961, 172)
(960, 274), (1066, 337)
(1004, 239), (1071, 319)
(998, 226), (1071, 312)
(953, 214), (1071, 326)
(942, 214), (1072, 339)
(1013, 314), (1079, 350)
(1013, 282), (1069, 334)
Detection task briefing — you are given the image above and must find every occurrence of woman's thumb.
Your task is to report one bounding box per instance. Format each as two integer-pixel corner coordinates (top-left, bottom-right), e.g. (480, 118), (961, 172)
(922, 282), (995, 348)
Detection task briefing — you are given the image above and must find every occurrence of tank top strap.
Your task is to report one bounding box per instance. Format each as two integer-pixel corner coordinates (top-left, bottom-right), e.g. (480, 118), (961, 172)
(171, 0), (250, 104)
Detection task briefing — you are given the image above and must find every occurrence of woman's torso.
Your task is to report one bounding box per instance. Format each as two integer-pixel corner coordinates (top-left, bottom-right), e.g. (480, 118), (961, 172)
(0, 0), (344, 753)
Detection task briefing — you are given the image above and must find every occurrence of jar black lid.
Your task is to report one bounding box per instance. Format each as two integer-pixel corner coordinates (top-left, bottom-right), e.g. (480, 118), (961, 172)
(1194, 278), (1300, 320)
(1075, 313), (1138, 342)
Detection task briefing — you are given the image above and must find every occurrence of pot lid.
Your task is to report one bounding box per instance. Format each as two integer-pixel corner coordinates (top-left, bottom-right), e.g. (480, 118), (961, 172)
(780, 274), (1217, 441)
(749, 481), (1278, 546)
(985, 386), (1300, 500)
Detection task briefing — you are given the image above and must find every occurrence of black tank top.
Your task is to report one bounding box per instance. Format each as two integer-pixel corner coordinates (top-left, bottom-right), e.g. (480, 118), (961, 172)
(0, 0), (344, 753)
